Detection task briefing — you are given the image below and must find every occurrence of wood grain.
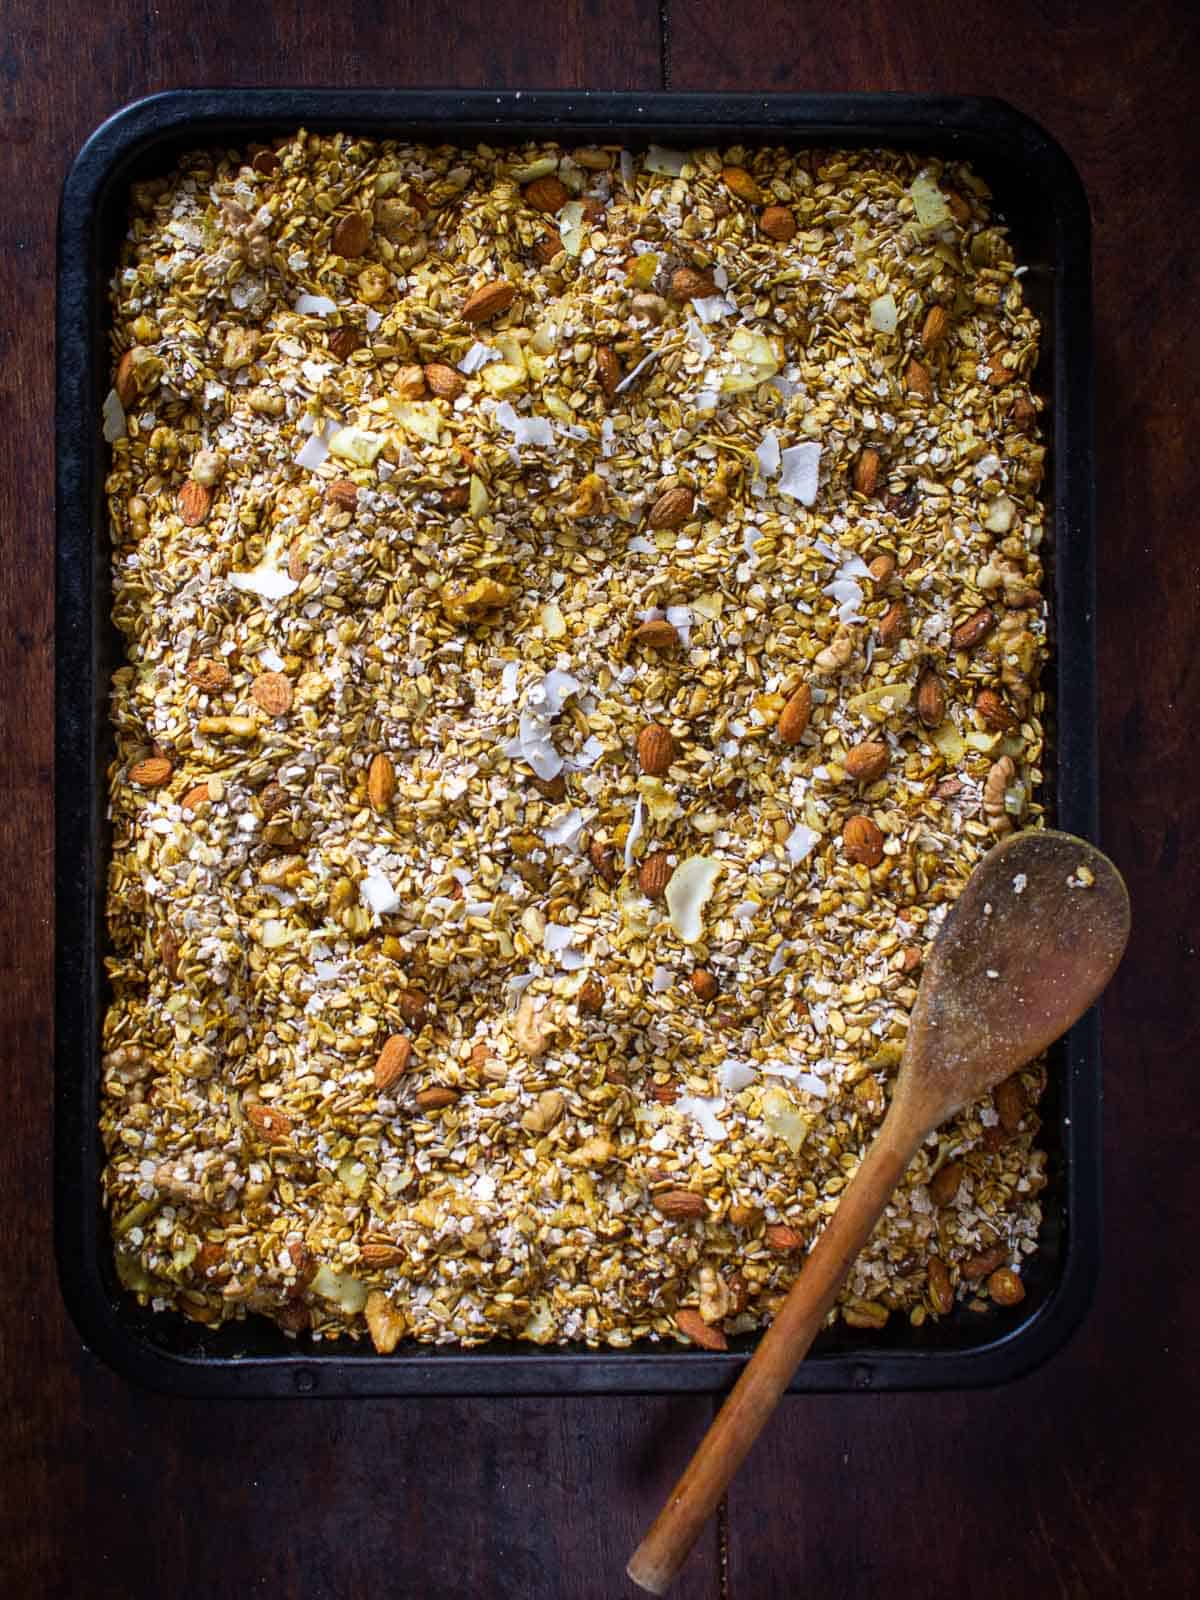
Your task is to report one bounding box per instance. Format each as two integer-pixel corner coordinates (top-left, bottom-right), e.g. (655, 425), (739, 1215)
(3, 0), (1199, 1595)
(667, 2), (1200, 1595)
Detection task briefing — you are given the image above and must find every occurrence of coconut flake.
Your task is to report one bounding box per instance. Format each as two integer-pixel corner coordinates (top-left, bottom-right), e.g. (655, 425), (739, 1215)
(601, 417), (615, 457)
(785, 822), (820, 864)
(823, 576), (866, 623)
(645, 145), (686, 176)
(615, 347), (660, 394)
(756, 428), (781, 479)
(459, 341), (502, 375)
(693, 390), (719, 411)
(228, 552), (299, 601)
(495, 401), (554, 449)
(543, 923), (575, 955)
(500, 661), (520, 703)
(718, 1058), (757, 1093)
(676, 1093), (728, 1142)
(295, 425), (333, 470)
(624, 794), (645, 869)
(684, 316), (713, 359)
(364, 308), (382, 333)
(690, 293), (736, 324)
(665, 856), (721, 944)
(102, 389), (127, 442)
(360, 871), (401, 915)
(295, 292), (338, 317)
(620, 150), (636, 192)
(542, 808), (585, 850)
(652, 965), (673, 993)
(778, 442), (822, 505)
(869, 293), (898, 333)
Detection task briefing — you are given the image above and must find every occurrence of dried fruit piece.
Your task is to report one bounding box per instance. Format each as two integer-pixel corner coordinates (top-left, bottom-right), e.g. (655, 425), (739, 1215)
(424, 362), (465, 400)
(638, 851), (672, 898)
(722, 165), (762, 203)
(367, 753), (396, 811)
(676, 1307), (728, 1350)
(364, 1289), (406, 1353)
(777, 683), (813, 744)
(983, 754), (1017, 835)
(522, 1088), (566, 1134)
(415, 1086), (459, 1112)
(853, 448), (881, 496)
(921, 305), (949, 348)
(987, 1267), (1026, 1306)
(975, 688), (1016, 730)
(905, 356), (933, 399)
(331, 212), (372, 258)
(669, 266), (716, 302)
(647, 485), (694, 529)
(814, 626), (854, 674)
(843, 814), (884, 867)
(129, 757), (173, 788)
(764, 1224), (805, 1252)
(760, 204), (796, 241)
(513, 993), (555, 1058)
(186, 658), (231, 693)
(177, 480), (213, 526)
(916, 669), (946, 728)
(631, 617), (680, 650)
(462, 279), (515, 322)
(596, 346), (622, 398)
(251, 672), (292, 716)
(328, 326), (363, 361)
(524, 175), (569, 212)
(373, 1033), (413, 1091)
(577, 976), (604, 1015)
(653, 1189), (706, 1219)
(636, 723), (676, 775)
(690, 969), (719, 1002)
(951, 606), (996, 652)
(927, 1255), (955, 1315)
(844, 740), (889, 783)
(440, 577), (516, 623)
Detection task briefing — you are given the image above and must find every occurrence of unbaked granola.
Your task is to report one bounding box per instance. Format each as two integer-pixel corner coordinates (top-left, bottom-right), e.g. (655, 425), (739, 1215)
(100, 133), (1049, 1351)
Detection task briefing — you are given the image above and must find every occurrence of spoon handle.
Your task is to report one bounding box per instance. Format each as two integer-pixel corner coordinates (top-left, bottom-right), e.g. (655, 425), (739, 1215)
(627, 1115), (924, 1596)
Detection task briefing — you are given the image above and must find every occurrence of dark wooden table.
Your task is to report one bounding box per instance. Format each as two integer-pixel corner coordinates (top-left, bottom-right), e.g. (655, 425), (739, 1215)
(3, 4), (1197, 1595)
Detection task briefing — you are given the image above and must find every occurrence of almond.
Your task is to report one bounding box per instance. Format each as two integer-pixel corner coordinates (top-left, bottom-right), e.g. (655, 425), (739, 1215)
(651, 1083), (678, 1104)
(853, 448), (881, 496)
(986, 351), (1015, 386)
(331, 211), (372, 258)
(877, 600), (908, 646)
(115, 348), (139, 408)
(245, 1103), (293, 1141)
(259, 780), (289, 817)
(690, 968), (719, 1002)
(326, 478), (358, 512)
(728, 1204), (763, 1228)
(987, 1267), (1026, 1307)
(328, 326), (363, 361)
(186, 658), (231, 693)
(638, 851), (672, 898)
(1010, 394), (1038, 434)
(961, 1244), (1008, 1282)
(844, 740), (889, 783)
(647, 485), (694, 529)
(373, 1033), (413, 1092)
(532, 227), (563, 266)
(177, 480), (213, 526)
(530, 772), (566, 800)
(129, 756), (173, 787)
(905, 356), (933, 399)
(360, 1242), (406, 1267)
(251, 149), (280, 176)
(993, 1074), (1026, 1132)
(921, 305), (949, 349)
(722, 165), (762, 203)
(669, 266), (716, 302)
(396, 989), (428, 1026)
(945, 189), (972, 224)
(916, 669), (946, 728)
(577, 976), (604, 1015)
(160, 926), (180, 977)
(760, 204), (796, 241)
(415, 1086), (459, 1112)
(424, 362), (465, 400)
(653, 1189), (706, 1219)
(777, 683), (813, 744)
(676, 1308), (727, 1350)
(975, 687), (1016, 731)
(462, 279), (515, 323)
(764, 1224), (805, 1252)
(928, 1255), (955, 1316)
(596, 346), (622, 399)
(589, 840), (619, 886)
(930, 1160), (965, 1207)
(636, 722), (676, 775)
(631, 617), (680, 649)
(951, 606), (996, 652)
(180, 782), (212, 813)
(523, 175), (569, 213)
(251, 671), (292, 716)
(843, 814), (884, 867)
(441, 485), (470, 510)
(367, 753), (396, 811)
(868, 553), (896, 586)
(392, 363), (426, 400)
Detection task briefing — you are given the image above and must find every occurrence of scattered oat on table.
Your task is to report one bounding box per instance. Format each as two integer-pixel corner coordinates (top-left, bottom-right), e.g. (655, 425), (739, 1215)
(100, 133), (1050, 1351)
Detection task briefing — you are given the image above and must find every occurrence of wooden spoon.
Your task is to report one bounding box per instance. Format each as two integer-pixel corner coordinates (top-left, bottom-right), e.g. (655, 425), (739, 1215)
(627, 830), (1129, 1595)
